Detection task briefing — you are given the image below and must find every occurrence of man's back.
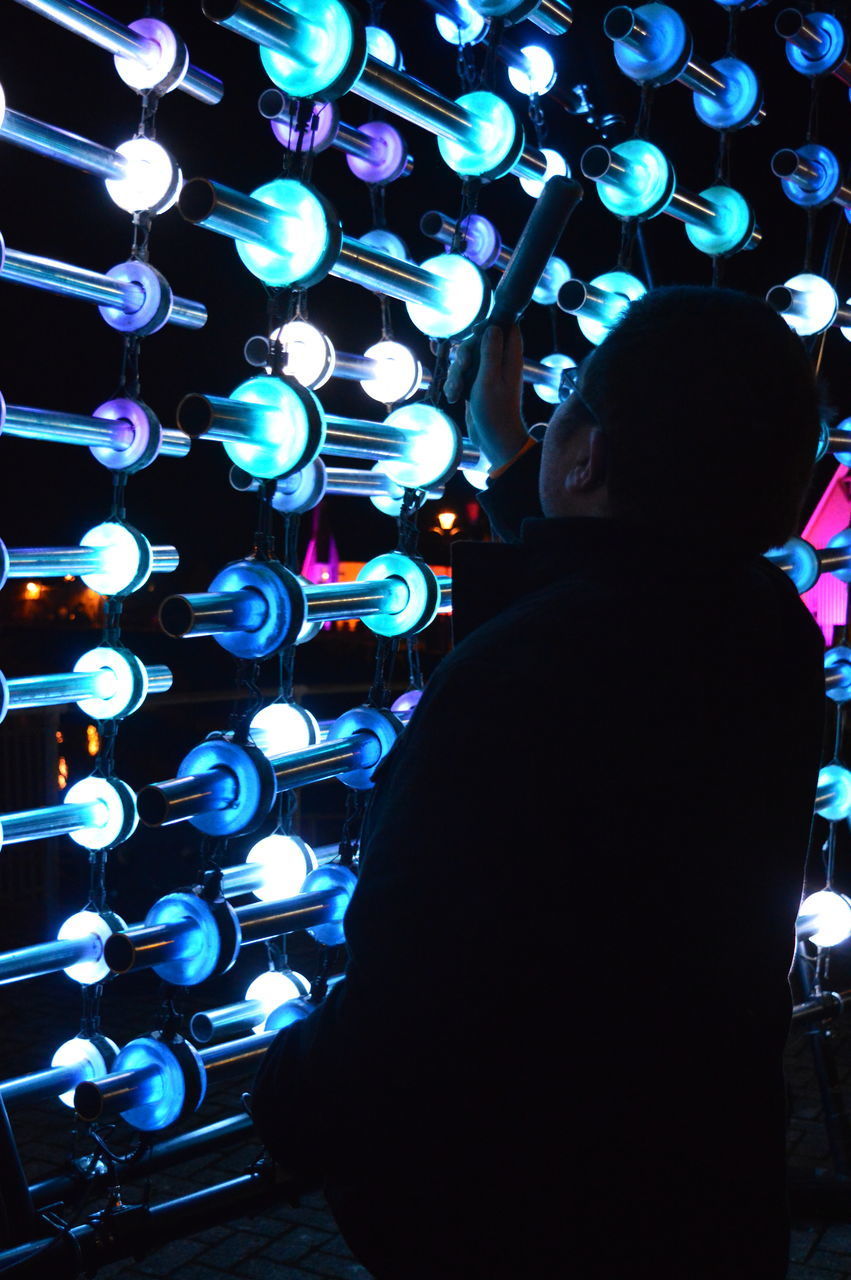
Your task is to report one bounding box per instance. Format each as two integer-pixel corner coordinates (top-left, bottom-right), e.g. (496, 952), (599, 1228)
(253, 516), (824, 1278)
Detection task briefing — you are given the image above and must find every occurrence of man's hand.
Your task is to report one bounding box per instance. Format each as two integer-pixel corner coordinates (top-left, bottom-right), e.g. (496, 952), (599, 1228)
(444, 323), (528, 470)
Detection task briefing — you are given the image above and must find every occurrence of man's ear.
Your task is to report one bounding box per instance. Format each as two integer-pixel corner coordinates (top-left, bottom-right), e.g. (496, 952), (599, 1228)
(563, 426), (608, 494)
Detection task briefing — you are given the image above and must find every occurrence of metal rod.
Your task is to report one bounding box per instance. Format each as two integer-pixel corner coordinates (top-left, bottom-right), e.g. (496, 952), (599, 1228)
(271, 733), (379, 792)
(0, 799), (106, 844)
(334, 238), (440, 305)
(324, 467), (397, 497)
(6, 545), (102, 577)
(159, 590), (269, 638)
(0, 108), (126, 181)
(136, 769), (239, 827)
(29, 1113), (252, 1207)
(677, 59), (727, 99)
(77, 1064), (161, 1118)
(105, 919), (199, 973)
(235, 889), (349, 943)
(305, 578), (409, 623)
(819, 548), (851, 573)
(2, 248), (140, 309)
(0, 935), (97, 985)
(324, 414), (409, 459)
(665, 188), (716, 226)
(8, 669), (113, 709)
(12, 0), (223, 103)
(176, 393), (282, 444)
(191, 999), (265, 1043)
(332, 351), (375, 380)
(356, 58), (474, 144)
(199, 1030), (276, 1077)
(334, 120), (377, 162)
(201, 0), (304, 59)
(1, 1063), (82, 1106)
(4, 404), (134, 450)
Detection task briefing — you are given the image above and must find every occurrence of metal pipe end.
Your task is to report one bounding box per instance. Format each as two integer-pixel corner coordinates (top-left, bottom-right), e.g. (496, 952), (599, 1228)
(771, 149), (799, 178)
(766, 285), (793, 313)
(556, 279), (588, 314)
(603, 7), (637, 41)
(258, 88), (287, 120)
(243, 335), (271, 367)
(189, 1012), (215, 1044)
(136, 785), (172, 829)
(103, 930), (136, 974)
(74, 1080), (104, 1122)
(176, 393), (215, 438)
(774, 9), (804, 39)
(202, 0), (240, 19)
(580, 146), (614, 181)
(419, 210), (448, 238)
(158, 595), (195, 640)
(178, 178), (218, 224)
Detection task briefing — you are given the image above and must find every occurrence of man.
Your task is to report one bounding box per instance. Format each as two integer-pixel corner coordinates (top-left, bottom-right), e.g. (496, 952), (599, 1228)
(252, 286), (825, 1278)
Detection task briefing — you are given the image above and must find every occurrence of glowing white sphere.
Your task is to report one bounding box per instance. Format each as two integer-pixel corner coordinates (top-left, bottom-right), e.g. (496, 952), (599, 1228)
(365, 26), (402, 68)
(519, 148), (568, 199)
(776, 273), (838, 337)
(246, 833), (318, 903)
(799, 889), (851, 948)
(508, 46), (556, 97)
(105, 138), (181, 214)
(435, 4), (487, 45)
(460, 451), (491, 490)
(52, 1034), (118, 1108)
(270, 320), (336, 389)
(246, 968), (310, 1033)
(361, 341), (422, 404)
(64, 776), (137, 850)
(57, 909), (120, 985)
(80, 522), (143, 596)
(250, 702), (320, 755)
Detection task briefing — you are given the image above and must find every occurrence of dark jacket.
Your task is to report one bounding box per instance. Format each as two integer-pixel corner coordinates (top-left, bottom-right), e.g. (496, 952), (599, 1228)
(252, 450), (824, 1278)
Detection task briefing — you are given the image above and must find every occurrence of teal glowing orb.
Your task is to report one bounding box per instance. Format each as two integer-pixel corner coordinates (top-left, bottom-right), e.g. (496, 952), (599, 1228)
(405, 253), (490, 339)
(260, 0), (359, 98)
(593, 139), (673, 220)
(577, 271), (646, 346)
(224, 376), (326, 480)
(533, 353), (576, 405)
(685, 185), (754, 256)
(236, 180), (333, 287)
(381, 403), (460, 488)
(817, 764), (851, 823)
(533, 256), (571, 307)
(437, 91), (520, 179)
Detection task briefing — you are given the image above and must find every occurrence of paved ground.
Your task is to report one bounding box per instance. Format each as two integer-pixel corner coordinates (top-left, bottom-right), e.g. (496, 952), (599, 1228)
(5, 969), (851, 1277)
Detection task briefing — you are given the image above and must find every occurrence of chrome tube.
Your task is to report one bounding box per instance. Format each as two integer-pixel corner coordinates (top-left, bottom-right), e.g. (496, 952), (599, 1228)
(0, 108), (126, 181)
(11, 0), (223, 102)
(2, 248), (140, 308)
(270, 733), (379, 792)
(4, 404), (134, 449)
(0, 935), (97, 984)
(356, 58), (474, 144)
(324, 415), (409, 460)
(0, 799), (107, 844)
(665, 188), (717, 226)
(0, 1063), (82, 1106)
(135, 770), (239, 827)
(236, 889), (349, 943)
(334, 238), (440, 305)
(305, 578), (408, 623)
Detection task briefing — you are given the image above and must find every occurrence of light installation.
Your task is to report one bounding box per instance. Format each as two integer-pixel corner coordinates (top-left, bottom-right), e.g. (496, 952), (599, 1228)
(3, 0), (851, 1269)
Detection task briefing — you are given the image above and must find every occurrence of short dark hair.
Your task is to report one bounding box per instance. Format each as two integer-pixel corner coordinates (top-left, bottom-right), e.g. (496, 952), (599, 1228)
(580, 286), (820, 555)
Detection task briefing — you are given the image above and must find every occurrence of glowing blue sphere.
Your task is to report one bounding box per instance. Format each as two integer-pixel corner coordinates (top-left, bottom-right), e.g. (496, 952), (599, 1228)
(437, 91), (521, 180)
(817, 764), (851, 822)
(259, 0), (363, 98)
(236, 180), (335, 287)
(588, 139), (673, 220)
(692, 59), (762, 131)
(684, 186), (754, 257)
(406, 253), (489, 339)
(223, 376), (326, 480)
(608, 3), (691, 86)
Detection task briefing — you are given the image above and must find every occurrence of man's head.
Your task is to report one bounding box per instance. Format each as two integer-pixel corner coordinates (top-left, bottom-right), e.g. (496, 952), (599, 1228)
(538, 286), (821, 554)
